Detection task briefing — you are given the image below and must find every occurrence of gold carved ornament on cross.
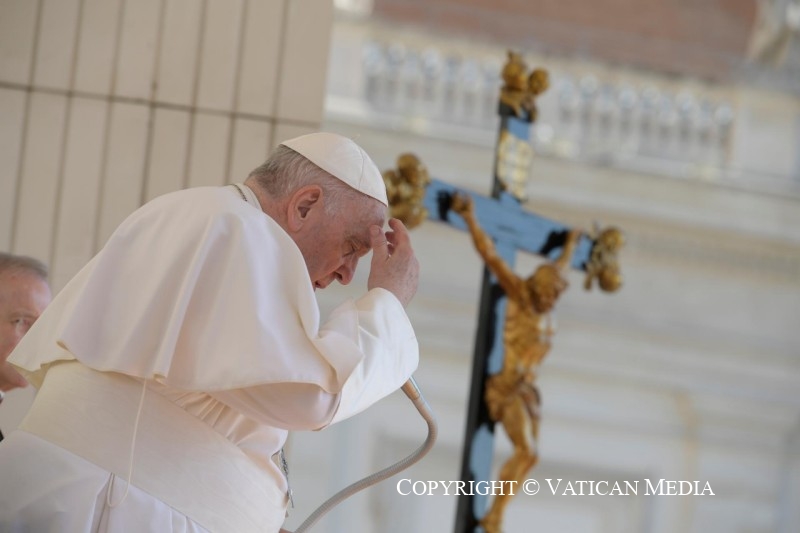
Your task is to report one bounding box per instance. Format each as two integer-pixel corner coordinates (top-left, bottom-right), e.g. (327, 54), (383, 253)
(382, 152), (431, 230)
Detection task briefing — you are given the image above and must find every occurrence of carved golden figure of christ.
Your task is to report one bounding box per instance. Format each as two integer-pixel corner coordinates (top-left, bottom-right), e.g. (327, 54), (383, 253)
(451, 192), (580, 533)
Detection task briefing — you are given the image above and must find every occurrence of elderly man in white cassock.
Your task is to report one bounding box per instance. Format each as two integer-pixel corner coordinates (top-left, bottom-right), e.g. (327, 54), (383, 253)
(0, 132), (420, 533)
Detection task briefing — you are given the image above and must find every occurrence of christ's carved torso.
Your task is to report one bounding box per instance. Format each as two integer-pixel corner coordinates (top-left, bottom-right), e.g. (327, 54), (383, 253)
(503, 297), (554, 379)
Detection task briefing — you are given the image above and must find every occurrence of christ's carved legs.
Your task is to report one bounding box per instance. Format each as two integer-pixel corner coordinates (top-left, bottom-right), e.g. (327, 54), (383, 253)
(480, 381), (541, 533)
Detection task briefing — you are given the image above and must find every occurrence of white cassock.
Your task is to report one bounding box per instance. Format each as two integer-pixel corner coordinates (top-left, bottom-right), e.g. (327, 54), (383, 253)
(0, 184), (418, 533)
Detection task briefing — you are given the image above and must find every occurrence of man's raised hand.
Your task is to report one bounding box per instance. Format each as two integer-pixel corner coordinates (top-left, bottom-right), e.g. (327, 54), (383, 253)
(368, 219), (419, 307)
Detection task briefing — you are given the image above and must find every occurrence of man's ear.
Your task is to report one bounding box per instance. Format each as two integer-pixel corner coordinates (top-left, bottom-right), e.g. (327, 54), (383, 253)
(286, 185), (323, 231)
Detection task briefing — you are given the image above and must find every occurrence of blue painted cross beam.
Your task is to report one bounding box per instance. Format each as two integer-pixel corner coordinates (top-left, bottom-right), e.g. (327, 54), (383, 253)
(382, 52), (623, 533)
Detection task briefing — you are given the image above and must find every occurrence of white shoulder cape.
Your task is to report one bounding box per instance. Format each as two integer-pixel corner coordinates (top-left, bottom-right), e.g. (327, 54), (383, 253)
(11, 186), (417, 395)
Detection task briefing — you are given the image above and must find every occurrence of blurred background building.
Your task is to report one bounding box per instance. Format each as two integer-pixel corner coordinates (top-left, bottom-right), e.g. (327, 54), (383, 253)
(1, 1), (799, 532)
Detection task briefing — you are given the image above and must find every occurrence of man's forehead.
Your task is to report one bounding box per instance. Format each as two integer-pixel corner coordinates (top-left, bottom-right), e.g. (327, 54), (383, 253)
(350, 217), (384, 246)
(351, 224), (376, 248)
(0, 272), (49, 299)
(0, 270), (43, 287)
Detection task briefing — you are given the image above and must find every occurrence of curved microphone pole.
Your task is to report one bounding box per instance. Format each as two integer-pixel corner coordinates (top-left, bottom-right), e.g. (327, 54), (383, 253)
(292, 376), (438, 533)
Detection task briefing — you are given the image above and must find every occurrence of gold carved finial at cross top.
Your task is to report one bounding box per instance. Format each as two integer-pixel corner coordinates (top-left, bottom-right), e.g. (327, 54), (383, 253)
(495, 51), (549, 201)
(500, 50), (550, 121)
(584, 224), (625, 292)
(382, 153), (431, 230)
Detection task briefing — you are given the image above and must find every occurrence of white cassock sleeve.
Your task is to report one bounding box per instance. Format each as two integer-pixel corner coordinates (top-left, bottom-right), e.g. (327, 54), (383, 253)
(209, 288), (418, 430)
(325, 288), (417, 425)
(10, 186), (419, 428)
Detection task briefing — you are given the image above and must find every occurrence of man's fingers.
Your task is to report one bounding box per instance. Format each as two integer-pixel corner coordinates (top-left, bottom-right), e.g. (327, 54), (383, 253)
(367, 218), (419, 307)
(386, 218), (411, 247)
(370, 225), (389, 261)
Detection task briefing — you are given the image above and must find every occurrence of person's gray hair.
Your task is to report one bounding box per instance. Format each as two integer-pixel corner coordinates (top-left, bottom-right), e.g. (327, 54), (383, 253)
(0, 252), (48, 280)
(248, 145), (359, 214)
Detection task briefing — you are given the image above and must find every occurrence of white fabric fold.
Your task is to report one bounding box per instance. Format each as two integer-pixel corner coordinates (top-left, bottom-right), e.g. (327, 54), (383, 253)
(330, 288), (419, 424)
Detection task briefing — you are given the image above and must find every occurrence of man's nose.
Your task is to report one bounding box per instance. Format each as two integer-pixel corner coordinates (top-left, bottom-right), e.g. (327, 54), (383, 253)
(336, 258), (357, 285)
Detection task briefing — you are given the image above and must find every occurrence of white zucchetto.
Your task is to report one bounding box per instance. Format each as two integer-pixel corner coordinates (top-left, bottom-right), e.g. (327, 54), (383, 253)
(281, 132), (389, 206)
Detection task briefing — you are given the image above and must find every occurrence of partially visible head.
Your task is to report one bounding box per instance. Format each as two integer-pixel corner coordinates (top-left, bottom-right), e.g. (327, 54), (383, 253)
(0, 253), (51, 390)
(526, 263), (568, 313)
(246, 132), (388, 290)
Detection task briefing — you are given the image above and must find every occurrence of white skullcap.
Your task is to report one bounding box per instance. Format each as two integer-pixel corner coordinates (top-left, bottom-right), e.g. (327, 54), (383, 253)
(281, 132), (388, 206)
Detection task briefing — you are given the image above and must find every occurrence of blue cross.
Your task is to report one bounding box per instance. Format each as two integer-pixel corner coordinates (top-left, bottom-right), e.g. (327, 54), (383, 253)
(418, 114), (596, 532)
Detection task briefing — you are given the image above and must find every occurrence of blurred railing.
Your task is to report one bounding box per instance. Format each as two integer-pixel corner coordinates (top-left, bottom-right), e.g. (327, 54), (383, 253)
(325, 19), (800, 198)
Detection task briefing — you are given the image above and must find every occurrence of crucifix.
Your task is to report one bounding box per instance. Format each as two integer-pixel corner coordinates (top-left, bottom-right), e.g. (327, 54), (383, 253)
(383, 51), (623, 533)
